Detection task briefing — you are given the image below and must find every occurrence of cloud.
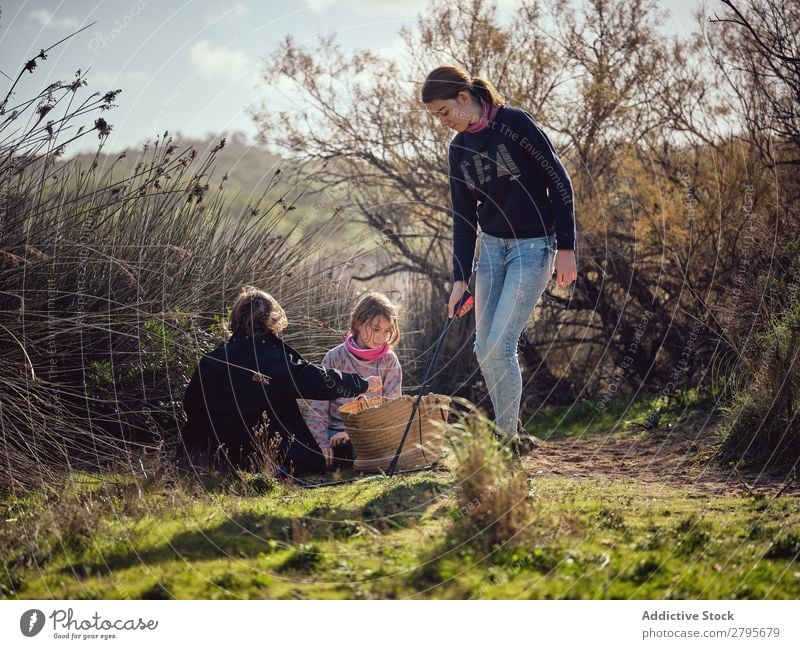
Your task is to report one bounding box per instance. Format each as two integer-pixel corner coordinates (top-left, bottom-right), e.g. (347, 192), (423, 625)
(125, 71), (148, 83)
(190, 40), (251, 80)
(89, 72), (116, 86)
(204, 3), (250, 25)
(303, 0), (520, 15)
(303, 0), (428, 14)
(230, 3), (250, 18)
(89, 71), (147, 86)
(377, 36), (408, 65)
(28, 9), (80, 30)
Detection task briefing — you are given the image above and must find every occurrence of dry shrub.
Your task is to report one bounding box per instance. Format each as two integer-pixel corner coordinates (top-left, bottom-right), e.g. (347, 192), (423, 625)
(447, 400), (531, 550)
(0, 37), (371, 491)
(0, 481), (103, 594)
(248, 414), (285, 485)
(721, 297), (800, 468)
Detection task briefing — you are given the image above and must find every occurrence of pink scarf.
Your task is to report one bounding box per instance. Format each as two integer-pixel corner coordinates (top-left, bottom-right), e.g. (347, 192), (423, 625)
(344, 331), (390, 361)
(465, 99), (501, 133)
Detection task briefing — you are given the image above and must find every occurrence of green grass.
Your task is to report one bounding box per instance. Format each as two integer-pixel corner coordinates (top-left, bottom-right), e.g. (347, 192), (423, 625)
(527, 388), (715, 440)
(0, 393), (795, 600)
(2, 462), (798, 599)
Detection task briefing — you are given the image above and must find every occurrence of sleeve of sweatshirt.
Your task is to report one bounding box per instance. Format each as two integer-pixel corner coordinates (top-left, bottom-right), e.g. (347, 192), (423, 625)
(306, 350), (336, 450)
(449, 139), (479, 282)
(516, 111), (576, 251)
(277, 345), (368, 401)
(381, 351), (403, 399)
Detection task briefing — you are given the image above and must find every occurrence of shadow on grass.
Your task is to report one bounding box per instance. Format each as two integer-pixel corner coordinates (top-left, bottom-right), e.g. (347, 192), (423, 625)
(67, 511), (298, 577)
(299, 477), (450, 536)
(67, 478), (450, 577)
(359, 478), (449, 530)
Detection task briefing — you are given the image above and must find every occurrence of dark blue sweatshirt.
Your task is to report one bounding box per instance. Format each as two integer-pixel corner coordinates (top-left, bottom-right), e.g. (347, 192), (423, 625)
(448, 105), (575, 282)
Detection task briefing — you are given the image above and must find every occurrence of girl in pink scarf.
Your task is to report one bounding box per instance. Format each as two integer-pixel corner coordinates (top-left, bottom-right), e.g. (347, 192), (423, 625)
(306, 291), (403, 470)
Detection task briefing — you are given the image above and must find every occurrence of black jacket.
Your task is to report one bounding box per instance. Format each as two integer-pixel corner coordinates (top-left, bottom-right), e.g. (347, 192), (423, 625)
(182, 331), (368, 473)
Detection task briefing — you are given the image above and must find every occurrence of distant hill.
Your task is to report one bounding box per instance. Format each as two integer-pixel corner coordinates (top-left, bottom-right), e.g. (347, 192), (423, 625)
(67, 131), (375, 255)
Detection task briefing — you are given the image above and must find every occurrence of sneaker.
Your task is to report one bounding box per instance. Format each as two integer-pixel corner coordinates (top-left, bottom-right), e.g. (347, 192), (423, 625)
(495, 430), (539, 455)
(515, 418), (543, 454)
(492, 433), (525, 467)
(511, 434), (539, 456)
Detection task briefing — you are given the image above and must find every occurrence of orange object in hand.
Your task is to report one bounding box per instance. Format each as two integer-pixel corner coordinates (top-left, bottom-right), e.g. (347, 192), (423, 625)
(454, 291), (474, 319)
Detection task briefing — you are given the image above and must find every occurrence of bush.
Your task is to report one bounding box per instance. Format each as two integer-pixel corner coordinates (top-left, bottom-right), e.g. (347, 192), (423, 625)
(0, 39), (361, 490)
(447, 401), (532, 551)
(720, 297), (800, 468)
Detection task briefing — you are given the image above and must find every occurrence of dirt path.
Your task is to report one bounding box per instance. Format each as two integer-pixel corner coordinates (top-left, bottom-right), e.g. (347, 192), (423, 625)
(523, 416), (799, 498)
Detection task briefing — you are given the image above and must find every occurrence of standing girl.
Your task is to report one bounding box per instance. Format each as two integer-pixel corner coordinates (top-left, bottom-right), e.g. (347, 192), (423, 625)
(422, 65), (577, 447)
(307, 291), (403, 469)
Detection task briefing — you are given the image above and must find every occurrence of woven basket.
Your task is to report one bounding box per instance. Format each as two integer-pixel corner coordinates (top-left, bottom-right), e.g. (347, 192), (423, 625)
(338, 394), (451, 472)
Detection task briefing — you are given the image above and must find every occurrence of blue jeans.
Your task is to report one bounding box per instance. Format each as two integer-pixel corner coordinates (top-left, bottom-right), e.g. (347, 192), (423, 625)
(473, 232), (556, 437)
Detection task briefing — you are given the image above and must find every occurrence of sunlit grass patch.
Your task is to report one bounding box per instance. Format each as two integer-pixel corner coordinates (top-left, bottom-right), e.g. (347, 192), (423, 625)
(527, 389), (716, 440)
(3, 411), (799, 600)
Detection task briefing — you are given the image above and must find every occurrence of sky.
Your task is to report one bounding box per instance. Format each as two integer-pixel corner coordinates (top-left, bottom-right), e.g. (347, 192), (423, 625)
(0, 0), (709, 154)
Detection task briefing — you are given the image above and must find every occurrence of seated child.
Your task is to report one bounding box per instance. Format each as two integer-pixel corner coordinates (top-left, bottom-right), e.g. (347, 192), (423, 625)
(181, 286), (381, 475)
(307, 291), (403, 469)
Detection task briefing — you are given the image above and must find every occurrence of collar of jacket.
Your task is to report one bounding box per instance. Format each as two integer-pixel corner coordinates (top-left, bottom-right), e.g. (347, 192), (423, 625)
(228, 331), (304, 360)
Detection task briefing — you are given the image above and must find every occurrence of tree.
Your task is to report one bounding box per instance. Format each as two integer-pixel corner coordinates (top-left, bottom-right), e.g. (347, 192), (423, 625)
(709, 0), (800, 165)
(252, 0), (758, 399)
(252, 1), (571, 292)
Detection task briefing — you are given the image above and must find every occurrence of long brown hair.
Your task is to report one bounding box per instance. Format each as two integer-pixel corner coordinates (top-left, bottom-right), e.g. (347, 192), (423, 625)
(349, 291), (401, 346)
(421, 65), (503, 106)
(226, 285), (288, 338)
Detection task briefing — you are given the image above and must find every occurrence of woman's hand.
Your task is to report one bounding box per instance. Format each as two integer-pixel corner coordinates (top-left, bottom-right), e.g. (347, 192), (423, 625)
(554, 250), (577, 287)
(330, 431), (350, 447)
(365, 375), (382, 393)
(448, 280), (472, 317)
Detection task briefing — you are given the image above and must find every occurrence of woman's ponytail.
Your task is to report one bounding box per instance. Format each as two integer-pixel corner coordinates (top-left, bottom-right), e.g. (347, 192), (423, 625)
(421, 65), (503, 106)
(470, 76), (503, 106)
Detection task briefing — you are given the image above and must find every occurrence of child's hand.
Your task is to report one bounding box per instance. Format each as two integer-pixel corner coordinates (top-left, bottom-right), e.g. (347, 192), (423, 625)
(322, 446), (333, 469)
(330, 431), (350, 447)
(365, 375), (382, 394)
